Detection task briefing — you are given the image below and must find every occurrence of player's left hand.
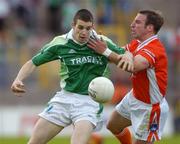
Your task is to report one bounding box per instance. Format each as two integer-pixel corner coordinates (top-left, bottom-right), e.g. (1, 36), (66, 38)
(87, 36), (107, 55)
(11, 79), (26, 97)
(117, 51), (134, 72)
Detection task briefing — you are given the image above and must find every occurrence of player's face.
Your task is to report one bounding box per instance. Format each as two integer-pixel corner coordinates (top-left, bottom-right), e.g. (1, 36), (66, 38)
(130, 13), (149, 41)
(72, 19), (93, 44)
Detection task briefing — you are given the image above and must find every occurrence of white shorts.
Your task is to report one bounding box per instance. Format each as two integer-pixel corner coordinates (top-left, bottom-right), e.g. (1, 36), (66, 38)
(39, 90), (104, 131)
(116, 90), (169, 142)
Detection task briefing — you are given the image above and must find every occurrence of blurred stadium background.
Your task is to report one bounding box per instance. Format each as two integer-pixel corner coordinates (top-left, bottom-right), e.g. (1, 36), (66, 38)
(0, 0), (180, 143)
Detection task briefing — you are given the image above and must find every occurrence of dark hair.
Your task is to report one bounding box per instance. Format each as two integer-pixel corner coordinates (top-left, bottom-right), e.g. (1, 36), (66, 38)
(73, 9), (93, 24)
(139, 10), (164, 34)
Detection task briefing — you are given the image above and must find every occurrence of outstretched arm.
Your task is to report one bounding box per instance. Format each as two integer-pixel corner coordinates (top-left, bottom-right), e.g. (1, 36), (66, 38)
(11, 60), (36, 96)
(87, 37), (134, 72)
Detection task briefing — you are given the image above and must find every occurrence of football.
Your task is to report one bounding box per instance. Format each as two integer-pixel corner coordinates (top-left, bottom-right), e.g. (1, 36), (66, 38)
(88, 77), (115, 103)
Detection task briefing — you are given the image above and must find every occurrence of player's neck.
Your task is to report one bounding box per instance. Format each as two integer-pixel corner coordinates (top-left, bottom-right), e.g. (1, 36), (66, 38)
(139, 33), (155, 42)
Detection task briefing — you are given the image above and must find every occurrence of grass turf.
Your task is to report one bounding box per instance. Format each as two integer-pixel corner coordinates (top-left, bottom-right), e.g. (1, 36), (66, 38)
(1, 134), (180, 144)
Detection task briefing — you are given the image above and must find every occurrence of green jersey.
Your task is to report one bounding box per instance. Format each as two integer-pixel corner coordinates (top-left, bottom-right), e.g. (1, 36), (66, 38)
(32, 30), (125, 95)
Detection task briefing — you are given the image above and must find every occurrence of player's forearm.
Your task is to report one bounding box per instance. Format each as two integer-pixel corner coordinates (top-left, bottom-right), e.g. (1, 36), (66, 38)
(107, 51), (121, 64)
(15, 60), (36, 81)
(132, 55), (149, 73)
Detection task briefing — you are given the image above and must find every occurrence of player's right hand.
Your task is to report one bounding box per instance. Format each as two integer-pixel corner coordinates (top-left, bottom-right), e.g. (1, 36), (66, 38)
(11, 80), (26, 96)
(87, 36), (107, 55)
(117, 51), (134, 72)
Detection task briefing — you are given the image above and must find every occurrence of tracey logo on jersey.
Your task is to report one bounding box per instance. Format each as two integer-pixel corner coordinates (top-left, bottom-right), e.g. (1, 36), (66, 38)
(70, 56), (104, 65)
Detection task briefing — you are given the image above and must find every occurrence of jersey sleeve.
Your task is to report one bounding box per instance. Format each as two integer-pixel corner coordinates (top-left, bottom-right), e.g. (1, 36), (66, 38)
(138, 46), (156, 67)
(32, 43), (60, 66)
(101, 35), (125, 54)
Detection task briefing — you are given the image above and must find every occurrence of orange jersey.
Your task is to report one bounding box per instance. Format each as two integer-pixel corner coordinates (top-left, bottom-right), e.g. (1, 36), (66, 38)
(125, 35), (168, 104)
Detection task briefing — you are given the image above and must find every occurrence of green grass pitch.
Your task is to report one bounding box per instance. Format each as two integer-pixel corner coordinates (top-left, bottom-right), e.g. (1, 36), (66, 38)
(1, 134), (180, 144)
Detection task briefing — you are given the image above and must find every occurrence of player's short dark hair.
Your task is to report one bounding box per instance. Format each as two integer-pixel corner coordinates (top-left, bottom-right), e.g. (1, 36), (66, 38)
(139, 10), (164, 34)
(73, 9), (93, 24)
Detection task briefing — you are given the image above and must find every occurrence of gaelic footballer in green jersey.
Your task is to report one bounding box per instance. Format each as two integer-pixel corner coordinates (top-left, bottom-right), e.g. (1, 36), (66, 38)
(11, 9), (134, 144)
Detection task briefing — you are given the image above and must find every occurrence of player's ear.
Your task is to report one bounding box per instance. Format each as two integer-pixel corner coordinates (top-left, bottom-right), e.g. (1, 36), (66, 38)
(92, 24), (95, 29)
(71, 22), (75, 29)
(147, 24), (153, 32)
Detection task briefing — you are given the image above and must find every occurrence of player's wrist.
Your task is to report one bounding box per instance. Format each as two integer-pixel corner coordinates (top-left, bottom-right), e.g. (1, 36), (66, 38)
(102, 48), (112, 57)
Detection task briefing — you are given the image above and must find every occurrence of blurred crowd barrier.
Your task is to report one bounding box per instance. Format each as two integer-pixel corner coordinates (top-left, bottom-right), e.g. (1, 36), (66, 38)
(0, 0), (180, 135)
